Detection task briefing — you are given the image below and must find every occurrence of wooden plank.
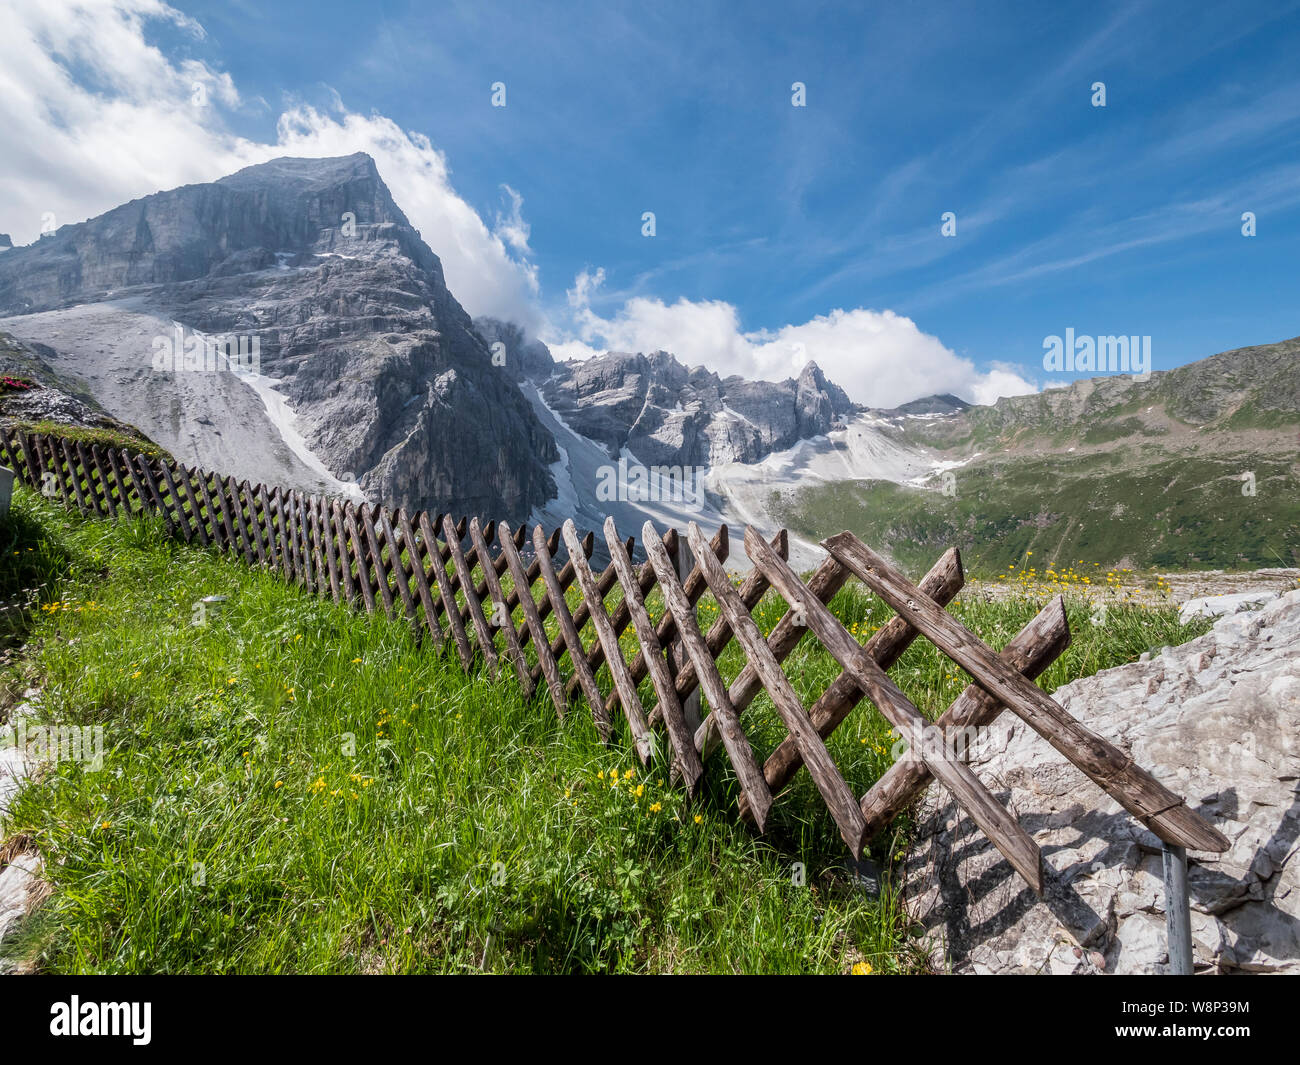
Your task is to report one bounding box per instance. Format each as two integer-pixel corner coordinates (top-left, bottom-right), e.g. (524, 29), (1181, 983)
(330, 501), (357, 604)
(443, 513), (498, 677)
(689, 523), (867, 854)
(533, 523), (610, 739)
(823, 532), (1230, 854)
(225, 476), (257, 565)
(422, 511), (473, 669)
(860, 595), (1071, 840)
(609, 526), (727, 718)
(470, 518), (533, 693)
(643, 522), (773, 828)
(312, 493), (337, 599)
(121, 450), (155, 521)
(211, 471), (239, 550)
(521, 529), (619, 652)
(86, 445), (118, 517)
(397, 509), (442, 642)
(745, 526), (1041, 885)
(356, 504), (393, 614)
(177, 464), (212, 546)
(498, 520), (567, 718)
(563, 520), (653, 761)
(242, 481), (269, 567)
(343, 503), (377, 613)
(133, 454), (169, 520)
(59, 439), (91, 513)
(270, 488), (294, 579)
(16, 433), (41, 490)
(0, 431), (23, 480)
(304, 494), (325, 590)
(300, 493), (322, 593)
(193, 467), (227, 549)
(378, 507), (417, 622)
(603, 517), (704, 790)
(152, 461), (193, 540)
(665, 528), (784, 722)
(104, 448), (140, 518)
(744, 548), (964, 782)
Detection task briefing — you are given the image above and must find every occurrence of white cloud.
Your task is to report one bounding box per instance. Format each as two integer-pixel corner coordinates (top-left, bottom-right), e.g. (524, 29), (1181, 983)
(551, 288), (1038, 408)
(0, 0), (1032, 408)
(0, 0), (540, 328)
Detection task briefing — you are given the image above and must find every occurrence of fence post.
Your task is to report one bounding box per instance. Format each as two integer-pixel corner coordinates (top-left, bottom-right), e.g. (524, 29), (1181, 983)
(1162, 842), (1194, 974)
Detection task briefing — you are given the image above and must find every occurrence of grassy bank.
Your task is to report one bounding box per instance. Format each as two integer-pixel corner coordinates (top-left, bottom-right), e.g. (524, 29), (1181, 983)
(0, 488), (1205, 973)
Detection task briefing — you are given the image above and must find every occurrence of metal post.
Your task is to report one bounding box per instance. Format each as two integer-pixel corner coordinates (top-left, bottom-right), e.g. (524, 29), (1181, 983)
(1162, 842), (1194, 975)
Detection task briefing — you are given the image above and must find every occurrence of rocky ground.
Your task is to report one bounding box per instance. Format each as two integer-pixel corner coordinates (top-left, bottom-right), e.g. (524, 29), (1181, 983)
(905, 589), (1300, 974)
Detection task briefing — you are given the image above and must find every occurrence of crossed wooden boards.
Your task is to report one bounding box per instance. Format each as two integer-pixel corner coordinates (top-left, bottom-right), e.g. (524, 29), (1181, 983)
(500, 518), (1229, 896)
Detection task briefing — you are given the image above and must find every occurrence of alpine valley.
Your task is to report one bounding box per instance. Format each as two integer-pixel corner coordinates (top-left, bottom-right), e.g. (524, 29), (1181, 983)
(1, 155), (1296, 572)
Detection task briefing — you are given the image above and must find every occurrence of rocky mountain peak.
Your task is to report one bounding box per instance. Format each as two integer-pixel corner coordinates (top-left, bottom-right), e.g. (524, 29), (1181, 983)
(539, 345), (857, 467)
(0, 154), (558, 519)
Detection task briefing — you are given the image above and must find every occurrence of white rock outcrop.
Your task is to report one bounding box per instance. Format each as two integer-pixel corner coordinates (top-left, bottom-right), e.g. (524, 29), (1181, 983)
(904, 590), (1300, 974)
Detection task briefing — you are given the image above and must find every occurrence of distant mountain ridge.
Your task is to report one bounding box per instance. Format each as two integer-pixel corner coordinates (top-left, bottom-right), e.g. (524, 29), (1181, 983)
(535, 349), (857, 468)
(767, 335), (1300, 572)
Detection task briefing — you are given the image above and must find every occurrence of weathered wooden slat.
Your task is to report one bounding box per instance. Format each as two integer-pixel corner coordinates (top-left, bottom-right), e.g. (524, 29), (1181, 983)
(397, 510), (442, 642)
(355, 504), (391, 612)
(172, 464), (209, 546)
(267, 488), (290, 579)
(192, 466), (226, 549)
(59, 439), (91, 513)
(73, 443), (99, 512)
(242, 481), (269, 566)
(343, 503), (376, 613)
(563, 520), (653, 762)
(224, 475), (257, 565)
(520, 530), (621, 652)
(860, 595), (1071, 840)
(85, 445), (119, 517)
(423, 511), (473, 668)
(148, 460), (191, 539)
(329, 501), (355, 603)
(603, 518), (704, 790)
(119, 449), (153, 521)
(302, 494), (320, 588)
(105, 448), (140, 518)
(308, 493), (326, 592)
(609, 526), (727, 718)
(443, 514), (498, 677)
(211, 470), (240, 550)
(643, 522), (773, 828)
(16, 433), (41, 490)
(156, 459), (190, 531)
(0, 432), (23, 480)
(508, 526), (561, 644)
(498, 521), (567, 717)
(661, 527), (782, 727)
(133, 454), (169, 521)
(822, 532), (1230, 854)
(533, 523), (610, 739)
(77, 442), (110, 518)
(689, 523), (867, 854)
(745, 525), (1041, 884)
(470, 518), (533, 693)
(377, 507), (417, 624)
(742, 548), (963, 784)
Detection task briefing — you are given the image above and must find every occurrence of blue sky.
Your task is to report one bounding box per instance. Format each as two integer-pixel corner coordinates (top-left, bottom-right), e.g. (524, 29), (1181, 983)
(2, 0), (1298, 405)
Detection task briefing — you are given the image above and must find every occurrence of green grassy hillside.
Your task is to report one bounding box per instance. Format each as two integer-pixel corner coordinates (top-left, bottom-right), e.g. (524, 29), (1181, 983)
(770, 448), (1299, 575)
(1, 488), (1205, 973)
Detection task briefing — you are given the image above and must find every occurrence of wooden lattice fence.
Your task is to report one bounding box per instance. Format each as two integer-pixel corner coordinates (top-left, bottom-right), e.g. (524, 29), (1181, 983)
(0, 429), (1229, 889)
